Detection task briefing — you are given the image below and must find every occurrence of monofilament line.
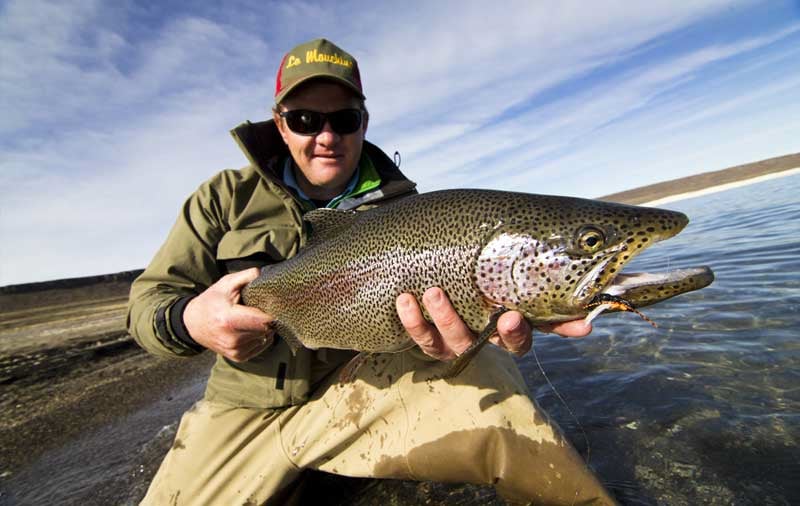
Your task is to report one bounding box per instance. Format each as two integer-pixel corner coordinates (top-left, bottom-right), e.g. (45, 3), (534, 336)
(532, 339), (591, 468)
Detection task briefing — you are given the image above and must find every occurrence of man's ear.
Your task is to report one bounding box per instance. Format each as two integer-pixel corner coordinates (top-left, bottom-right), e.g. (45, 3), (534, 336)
(273, 110), (290, 144)
(362, 111), (369, 136)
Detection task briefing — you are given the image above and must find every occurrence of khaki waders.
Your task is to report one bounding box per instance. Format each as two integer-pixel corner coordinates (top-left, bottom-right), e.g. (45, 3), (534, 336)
(142, 346), (617, 505)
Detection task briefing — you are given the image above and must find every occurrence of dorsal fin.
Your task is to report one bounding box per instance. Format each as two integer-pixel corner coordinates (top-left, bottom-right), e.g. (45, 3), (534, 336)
(303, 208), (359, 248)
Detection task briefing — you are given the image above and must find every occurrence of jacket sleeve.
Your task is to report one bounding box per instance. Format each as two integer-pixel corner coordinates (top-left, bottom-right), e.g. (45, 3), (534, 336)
(126, 172), (234, 358)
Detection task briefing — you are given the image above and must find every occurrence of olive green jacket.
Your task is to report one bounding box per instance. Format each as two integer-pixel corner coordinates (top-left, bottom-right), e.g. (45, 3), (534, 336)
(127, 120), (416, 408)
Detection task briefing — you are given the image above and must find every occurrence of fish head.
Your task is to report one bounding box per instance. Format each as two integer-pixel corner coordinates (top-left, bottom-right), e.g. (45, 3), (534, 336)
(475, 196), (691, 322)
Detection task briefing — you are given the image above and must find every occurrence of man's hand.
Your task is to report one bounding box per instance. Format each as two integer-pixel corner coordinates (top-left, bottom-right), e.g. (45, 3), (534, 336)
(183, 267), (275, 362)
(396, 287), (592, 361)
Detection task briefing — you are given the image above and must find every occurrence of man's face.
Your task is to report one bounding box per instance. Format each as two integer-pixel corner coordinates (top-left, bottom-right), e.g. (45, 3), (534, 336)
(275, 81), (367, 200)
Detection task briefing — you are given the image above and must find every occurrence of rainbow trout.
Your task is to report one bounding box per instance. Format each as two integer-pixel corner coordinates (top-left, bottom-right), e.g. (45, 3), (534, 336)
(242, 189), (713, 373)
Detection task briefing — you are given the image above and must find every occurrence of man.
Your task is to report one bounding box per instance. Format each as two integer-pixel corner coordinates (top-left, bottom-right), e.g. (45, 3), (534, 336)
(128, 38), (616, 505)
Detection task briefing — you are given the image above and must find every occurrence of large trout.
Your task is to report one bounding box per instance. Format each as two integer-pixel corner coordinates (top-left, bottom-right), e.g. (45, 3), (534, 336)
(242, 189), (713, 374)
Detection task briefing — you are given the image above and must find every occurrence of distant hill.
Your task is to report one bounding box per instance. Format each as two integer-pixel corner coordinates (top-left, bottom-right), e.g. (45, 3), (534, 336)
(0, 270), (144, 312)
(0, 269), (143, 295)
(599, 152), (800, 205)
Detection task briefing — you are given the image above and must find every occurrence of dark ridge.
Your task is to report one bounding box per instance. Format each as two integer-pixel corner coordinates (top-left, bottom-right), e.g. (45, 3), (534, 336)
(599, 152), (800, 205)
(0, 269), (144, 295)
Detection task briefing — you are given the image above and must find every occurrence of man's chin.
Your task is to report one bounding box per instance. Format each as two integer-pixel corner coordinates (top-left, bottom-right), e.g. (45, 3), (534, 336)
(310, 161), (353, 179)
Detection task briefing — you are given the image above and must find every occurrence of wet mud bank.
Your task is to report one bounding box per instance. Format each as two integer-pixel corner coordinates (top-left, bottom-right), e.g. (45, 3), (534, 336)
(0, 274), (213, 504)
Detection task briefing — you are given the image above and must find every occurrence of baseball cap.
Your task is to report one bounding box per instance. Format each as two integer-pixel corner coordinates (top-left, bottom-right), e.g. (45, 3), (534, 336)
(275, 38), (364, 104)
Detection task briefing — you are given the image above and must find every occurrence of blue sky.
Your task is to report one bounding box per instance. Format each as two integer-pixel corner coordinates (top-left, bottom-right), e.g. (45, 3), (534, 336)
(1, 0), (799, 285)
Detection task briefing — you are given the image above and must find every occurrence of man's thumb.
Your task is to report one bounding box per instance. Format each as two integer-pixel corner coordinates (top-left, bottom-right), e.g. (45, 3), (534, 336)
(218, 267), (261, 294)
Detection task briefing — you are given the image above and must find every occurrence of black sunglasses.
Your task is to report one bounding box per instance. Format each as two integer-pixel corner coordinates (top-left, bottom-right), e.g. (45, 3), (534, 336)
(278, 109), (364, 136)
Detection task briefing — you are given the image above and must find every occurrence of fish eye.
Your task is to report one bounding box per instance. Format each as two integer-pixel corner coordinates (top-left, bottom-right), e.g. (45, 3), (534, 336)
(577, 226), (606, 253)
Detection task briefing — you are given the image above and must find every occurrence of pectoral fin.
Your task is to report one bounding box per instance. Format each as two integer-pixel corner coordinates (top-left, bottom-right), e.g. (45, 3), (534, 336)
(442, 308), (509, 379)
(281, 331), (303, 355)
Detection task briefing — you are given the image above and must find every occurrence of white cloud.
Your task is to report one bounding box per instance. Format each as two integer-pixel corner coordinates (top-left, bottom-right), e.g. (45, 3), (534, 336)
(388, 17), (800, 194)
(1, 0), (276, 283)
(362, 0), (739, 124)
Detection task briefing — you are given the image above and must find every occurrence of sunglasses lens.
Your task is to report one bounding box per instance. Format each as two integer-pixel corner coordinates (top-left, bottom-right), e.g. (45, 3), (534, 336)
(282, 109), (362, 135)
(285, 110), (324, 135)
(328, 109), (362, 134)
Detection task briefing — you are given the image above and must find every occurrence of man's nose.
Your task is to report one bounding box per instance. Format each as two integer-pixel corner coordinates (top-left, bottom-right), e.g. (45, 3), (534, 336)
(315, 119), (339, 143)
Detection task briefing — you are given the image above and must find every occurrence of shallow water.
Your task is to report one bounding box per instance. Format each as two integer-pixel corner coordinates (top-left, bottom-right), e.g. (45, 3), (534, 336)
(518, 173), (800, 504)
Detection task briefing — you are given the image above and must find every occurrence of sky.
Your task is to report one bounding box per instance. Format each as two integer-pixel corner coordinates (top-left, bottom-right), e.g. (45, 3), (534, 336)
(1, 0), (799, 286)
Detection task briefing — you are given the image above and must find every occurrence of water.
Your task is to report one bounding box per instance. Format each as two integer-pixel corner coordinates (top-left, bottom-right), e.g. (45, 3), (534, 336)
(518, 173), (800, 505)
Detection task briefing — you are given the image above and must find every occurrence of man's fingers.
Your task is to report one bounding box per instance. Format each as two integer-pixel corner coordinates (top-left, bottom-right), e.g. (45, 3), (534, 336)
(220, 322), (275, 361)
(217, 267), (261, 298)
(496, 311), (532, 356)
(230, 305), (274, 332)
(422, 287), (474, 356)
(226, 332), (274, 362)
(538, 319), (592, 338)
(396, 293), (451, 360)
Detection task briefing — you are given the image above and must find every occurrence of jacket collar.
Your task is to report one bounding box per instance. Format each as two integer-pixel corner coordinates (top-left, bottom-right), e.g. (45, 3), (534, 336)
(229, 119), (416, 207)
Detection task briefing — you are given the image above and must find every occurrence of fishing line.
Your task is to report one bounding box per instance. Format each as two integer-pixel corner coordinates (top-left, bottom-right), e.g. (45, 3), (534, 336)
(532, 337), (591, 468)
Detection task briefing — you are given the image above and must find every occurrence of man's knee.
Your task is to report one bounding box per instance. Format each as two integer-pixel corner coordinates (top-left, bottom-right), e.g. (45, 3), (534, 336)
(401, 422), (612, 504)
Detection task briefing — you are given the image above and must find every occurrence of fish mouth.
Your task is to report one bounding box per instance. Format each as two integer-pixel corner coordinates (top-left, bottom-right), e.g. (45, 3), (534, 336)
(573, 210), (693, 308)
(571, 242), (628, 302)
(595, 266), (715, 309)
